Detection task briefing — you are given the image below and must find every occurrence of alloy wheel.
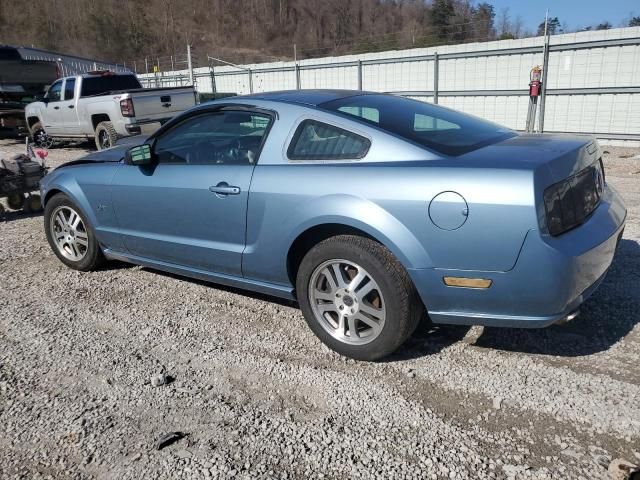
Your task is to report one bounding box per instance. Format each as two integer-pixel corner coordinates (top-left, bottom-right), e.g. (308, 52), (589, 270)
(33, 128), (53, 148)
(50, 206), (89, 261)
(308, 259), (386, 345)
(99, 131), (112, 149)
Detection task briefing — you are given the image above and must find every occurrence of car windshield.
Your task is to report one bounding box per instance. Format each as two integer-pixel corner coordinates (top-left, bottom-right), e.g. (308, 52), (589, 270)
(320, 94), (515, 156)
(80, 74), (142, 97)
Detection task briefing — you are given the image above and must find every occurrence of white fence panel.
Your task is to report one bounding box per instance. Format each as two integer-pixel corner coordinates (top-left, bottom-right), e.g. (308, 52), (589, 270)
(138, 26), (640, 144)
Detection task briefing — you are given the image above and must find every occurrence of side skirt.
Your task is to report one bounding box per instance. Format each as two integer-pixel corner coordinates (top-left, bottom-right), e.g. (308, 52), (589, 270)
(103, 248), (296, 301)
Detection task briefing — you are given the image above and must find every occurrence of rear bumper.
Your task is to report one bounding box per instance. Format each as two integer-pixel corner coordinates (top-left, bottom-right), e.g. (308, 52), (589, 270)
(120, 118), (171, 136)
(409, 184), (626, 328)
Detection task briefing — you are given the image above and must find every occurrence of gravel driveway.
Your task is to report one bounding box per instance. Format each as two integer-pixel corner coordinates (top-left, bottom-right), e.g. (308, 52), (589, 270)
(1, 138), (639, 479)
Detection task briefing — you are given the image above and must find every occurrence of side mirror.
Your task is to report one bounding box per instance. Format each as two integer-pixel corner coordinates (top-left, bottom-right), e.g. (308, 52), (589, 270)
(125, 144), (153, 165)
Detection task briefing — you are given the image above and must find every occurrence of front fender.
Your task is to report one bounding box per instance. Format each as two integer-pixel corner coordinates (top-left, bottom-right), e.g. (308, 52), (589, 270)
(42, 170), (99, 228)
(41, 164), (121, 250)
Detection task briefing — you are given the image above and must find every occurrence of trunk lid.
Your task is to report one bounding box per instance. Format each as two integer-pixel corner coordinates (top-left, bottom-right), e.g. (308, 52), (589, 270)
(457, 133), (601, 182)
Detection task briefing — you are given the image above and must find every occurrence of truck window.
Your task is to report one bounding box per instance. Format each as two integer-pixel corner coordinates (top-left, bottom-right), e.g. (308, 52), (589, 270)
(46, 80), (63, 102)
(64, 78), (76, 100)
(80, 74), (142, 97)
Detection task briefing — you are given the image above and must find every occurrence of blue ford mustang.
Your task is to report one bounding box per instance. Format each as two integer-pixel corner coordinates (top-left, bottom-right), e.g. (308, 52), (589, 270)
(40, 90), (626, 360)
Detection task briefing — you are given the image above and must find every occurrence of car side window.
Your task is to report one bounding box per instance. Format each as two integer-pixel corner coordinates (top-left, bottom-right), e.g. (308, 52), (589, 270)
(287, 120), (370, 161)
(153, 111), (271, 165)
(413, 113), (460, 132)
(46, 80), (63, 102)
(63, 78), (76, 100)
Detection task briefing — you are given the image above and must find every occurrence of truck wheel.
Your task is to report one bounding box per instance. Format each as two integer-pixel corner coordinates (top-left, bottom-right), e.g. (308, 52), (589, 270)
(44, 193), (105, 271)
(296, 235), (423, 361)
(94, 121), (118, 150)
(31, 122), (54, 149)
(7, 193), (25, 210)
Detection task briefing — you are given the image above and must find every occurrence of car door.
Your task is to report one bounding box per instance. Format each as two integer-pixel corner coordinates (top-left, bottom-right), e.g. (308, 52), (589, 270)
(59, 77), (80, 134)
(41, 79), (64, 135)
(111, 108), (273, 276)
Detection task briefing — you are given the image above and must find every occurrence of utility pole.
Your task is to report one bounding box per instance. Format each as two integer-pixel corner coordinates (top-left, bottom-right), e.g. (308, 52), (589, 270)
(187, 44), (194, 86)
(538, 10), (550, 133)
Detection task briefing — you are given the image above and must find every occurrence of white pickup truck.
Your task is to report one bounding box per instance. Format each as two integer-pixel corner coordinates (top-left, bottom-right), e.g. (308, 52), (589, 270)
(25, 71), (196, 150)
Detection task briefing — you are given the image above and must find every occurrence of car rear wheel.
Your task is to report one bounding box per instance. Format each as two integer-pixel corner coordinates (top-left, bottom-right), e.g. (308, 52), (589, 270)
(296, 235), (423, 361)
(44, 193), (105, 271)
(94, 121), (118, 150)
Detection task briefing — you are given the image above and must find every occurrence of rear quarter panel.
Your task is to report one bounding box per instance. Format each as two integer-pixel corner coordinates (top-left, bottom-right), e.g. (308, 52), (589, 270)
(243, 162), (537, 286)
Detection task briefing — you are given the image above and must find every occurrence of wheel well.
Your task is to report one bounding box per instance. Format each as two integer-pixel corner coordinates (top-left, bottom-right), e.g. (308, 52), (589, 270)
(27, 116), (40, 129)
(43, 188), (63, 206)
(287, 224), (377, 285)
(91, 114), (111, 131)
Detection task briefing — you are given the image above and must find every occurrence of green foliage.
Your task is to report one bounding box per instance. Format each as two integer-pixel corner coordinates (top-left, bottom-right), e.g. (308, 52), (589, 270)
(0, 0), (506, 63)
(537, 16), (562, 36)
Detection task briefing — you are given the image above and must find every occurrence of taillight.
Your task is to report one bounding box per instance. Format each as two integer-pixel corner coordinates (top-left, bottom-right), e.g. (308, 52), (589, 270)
(543, 161), (604, 236)
(120, 98), (135, 117)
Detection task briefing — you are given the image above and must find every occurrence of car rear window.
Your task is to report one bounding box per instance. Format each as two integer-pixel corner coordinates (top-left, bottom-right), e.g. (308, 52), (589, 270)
(288, 120), (370, 160)
(80, 74), (142, 97)
(321, 94), (515, 156)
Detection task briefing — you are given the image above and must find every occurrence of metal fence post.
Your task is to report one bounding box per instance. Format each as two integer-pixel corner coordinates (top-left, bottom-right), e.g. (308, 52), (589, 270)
(357, 60), (363, 90)
(248, 68), (254, 93)
(210, 65), (217, 94)
(295, 63), (301, 89)
(433, 52), (439, 104)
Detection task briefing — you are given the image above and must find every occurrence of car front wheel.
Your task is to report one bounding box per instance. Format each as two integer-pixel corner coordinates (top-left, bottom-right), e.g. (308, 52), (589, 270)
(296, 235), (423, 361)
(44, 193), (105, 271)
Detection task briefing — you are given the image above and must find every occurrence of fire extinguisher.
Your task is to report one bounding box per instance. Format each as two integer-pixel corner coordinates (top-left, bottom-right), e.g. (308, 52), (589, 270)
(529, 66), (542, 97)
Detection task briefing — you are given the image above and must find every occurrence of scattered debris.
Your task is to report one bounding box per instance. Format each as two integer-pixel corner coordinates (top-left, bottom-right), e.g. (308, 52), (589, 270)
(155, 432), (187, 451)
(608, 458), (640, 480)
(150, 368), (174, 387)
(492, 397), (503, 410)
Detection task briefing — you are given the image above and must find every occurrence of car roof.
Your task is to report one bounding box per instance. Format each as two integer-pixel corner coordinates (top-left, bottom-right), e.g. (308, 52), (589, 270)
(239, 89), (375, 107)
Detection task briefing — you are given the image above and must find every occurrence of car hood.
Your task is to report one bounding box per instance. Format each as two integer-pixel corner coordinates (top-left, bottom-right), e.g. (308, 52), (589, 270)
(58, 136), (149, 168)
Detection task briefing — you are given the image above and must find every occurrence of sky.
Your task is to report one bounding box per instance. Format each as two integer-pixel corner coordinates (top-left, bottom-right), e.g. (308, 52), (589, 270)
(487, 0), (639, 33)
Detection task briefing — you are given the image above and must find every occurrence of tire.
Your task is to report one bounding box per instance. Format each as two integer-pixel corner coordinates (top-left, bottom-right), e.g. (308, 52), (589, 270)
(7, 192), (24, 210)
(296, 235), (423, 361)
(31, 122), (54, 149)
(94, 121), (118, 150)
(44, 193), (105, 271)
(24, 194), (43, 213)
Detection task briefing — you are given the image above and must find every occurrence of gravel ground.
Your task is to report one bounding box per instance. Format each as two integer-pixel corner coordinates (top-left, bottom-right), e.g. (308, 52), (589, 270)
(0, 138), (639, 480)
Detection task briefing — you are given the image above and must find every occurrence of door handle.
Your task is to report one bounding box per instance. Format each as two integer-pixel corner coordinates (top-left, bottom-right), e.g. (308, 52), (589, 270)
(209, 182), (241, 196)
(53, 106), (60, 110)
(68, 105), (74, 109)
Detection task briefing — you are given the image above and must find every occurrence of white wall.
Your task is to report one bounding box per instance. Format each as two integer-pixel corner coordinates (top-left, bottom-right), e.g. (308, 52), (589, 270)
(140, 27), (640, 144)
